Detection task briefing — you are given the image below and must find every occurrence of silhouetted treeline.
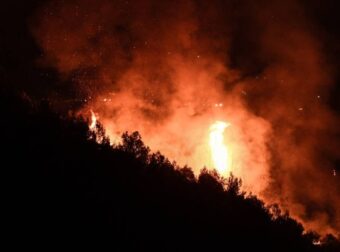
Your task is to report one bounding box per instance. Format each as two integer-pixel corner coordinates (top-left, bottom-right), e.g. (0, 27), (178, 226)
(2, 92), (339, 251)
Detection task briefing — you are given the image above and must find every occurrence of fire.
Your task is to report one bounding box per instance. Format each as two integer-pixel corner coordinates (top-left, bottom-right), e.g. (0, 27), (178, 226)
(89, 110), (97, 130)
(209, 121), (232, 175)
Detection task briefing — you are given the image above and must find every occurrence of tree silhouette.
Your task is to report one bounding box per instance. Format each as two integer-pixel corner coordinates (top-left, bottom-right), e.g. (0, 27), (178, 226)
(1, 92), (339, 251)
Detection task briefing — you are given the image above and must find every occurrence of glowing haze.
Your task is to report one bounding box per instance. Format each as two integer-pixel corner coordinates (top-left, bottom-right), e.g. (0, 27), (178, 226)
(32, 0), (339, 236)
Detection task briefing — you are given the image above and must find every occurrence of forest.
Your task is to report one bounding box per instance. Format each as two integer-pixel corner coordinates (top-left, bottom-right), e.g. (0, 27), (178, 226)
(2, 92), (339, 251)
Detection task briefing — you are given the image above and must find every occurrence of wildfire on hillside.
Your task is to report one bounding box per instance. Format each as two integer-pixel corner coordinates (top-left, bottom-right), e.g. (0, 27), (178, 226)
(33, 0), (340, 236)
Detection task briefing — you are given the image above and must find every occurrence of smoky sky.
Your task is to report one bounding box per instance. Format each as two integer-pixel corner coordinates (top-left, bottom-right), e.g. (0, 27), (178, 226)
(32, 0), (340, 236)
(1, 0), (339, 236)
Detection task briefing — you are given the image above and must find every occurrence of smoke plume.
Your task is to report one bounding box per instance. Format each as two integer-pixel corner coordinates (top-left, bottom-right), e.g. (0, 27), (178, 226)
(32, 0), (339, 236)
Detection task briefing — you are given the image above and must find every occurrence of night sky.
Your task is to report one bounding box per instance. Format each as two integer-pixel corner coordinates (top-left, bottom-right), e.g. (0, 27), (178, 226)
(1, 1), (340, 108)
(1, 0), (340, 236)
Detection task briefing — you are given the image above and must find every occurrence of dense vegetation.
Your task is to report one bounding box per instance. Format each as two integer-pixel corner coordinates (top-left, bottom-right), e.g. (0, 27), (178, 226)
(2, 93), (339, 251)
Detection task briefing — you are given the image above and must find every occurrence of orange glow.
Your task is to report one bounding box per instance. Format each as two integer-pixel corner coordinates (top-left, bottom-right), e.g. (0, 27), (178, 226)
(209, 121), (232, 175)
(34, 0), (340, 236)
(84, 94), (271, 196)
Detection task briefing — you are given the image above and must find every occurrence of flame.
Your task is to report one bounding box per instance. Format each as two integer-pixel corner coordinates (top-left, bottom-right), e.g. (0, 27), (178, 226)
(209, 121), (232, 175)
(89, 110), (97, 130)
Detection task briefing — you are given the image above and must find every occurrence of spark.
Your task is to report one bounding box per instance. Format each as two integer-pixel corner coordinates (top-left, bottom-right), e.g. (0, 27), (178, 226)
(214, 103), (223, 108)
(313, 240), (322, 246)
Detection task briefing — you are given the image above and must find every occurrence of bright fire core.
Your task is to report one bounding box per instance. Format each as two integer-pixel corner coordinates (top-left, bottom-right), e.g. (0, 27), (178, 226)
(209, 121), (232, 175)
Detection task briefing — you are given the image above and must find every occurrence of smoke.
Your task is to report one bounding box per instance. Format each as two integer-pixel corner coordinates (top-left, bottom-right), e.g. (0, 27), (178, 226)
(32, 0), (339, 236)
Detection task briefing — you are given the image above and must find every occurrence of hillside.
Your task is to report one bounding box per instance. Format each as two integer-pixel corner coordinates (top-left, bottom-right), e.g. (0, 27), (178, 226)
(1, 93), (339, 251)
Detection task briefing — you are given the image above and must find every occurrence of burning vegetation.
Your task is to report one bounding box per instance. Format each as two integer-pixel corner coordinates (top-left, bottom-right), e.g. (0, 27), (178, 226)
(2, 93), (339, 250)
(30, 0), (340, 237)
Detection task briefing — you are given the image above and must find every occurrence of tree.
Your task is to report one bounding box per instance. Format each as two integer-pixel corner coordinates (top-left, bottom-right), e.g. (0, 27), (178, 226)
(119, 131), (150, 163)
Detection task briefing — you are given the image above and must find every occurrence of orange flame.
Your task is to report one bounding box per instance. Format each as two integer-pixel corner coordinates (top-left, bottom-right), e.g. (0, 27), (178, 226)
(209, 121), (232, 176)
(89, 110), (97, 130)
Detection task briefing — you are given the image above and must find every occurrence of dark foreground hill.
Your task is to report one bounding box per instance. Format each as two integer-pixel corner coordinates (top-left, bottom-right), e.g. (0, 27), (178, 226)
(2, 93), (339, 251)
